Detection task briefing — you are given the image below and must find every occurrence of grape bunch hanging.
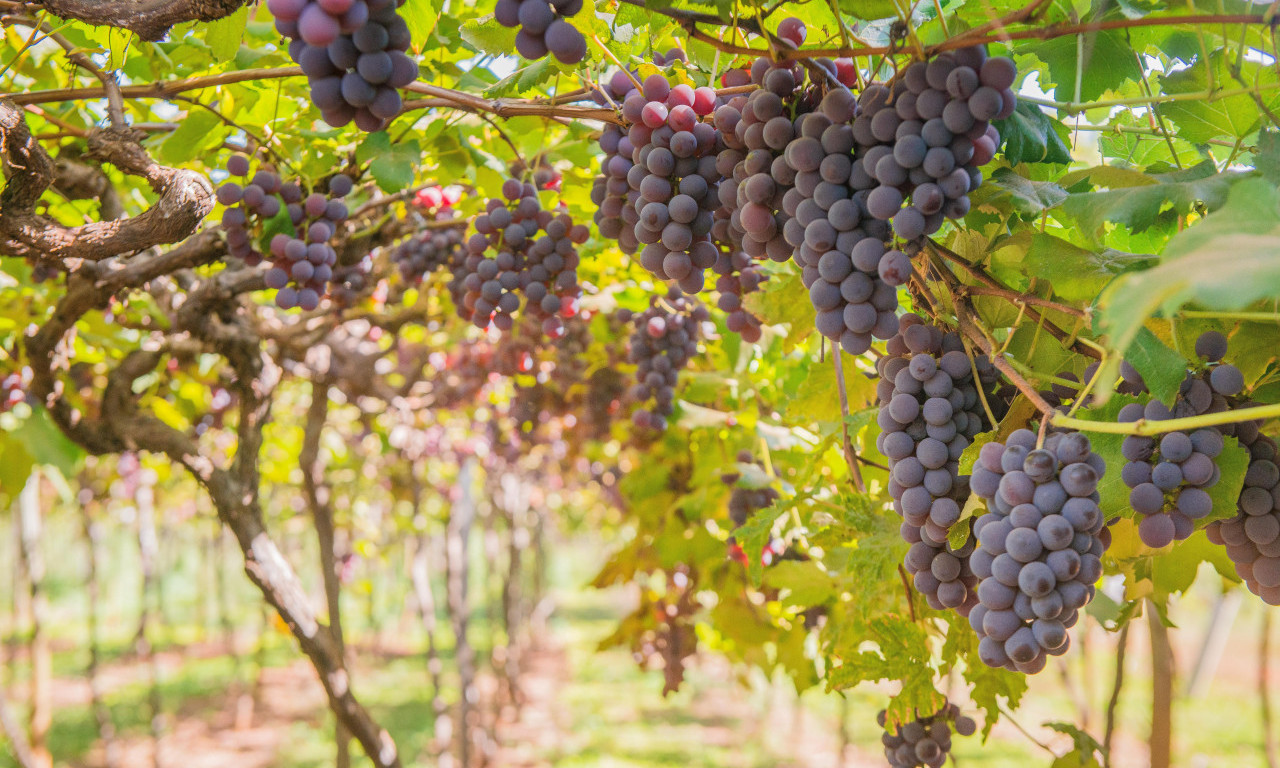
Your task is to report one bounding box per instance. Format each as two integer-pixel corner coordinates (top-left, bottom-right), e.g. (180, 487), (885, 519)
(218, 156), (353, 311)
(875, 315), (999, 615)
(618, 74), (722, 294)
(1119, 331), (1247, 547)
(621, 290), (707, 432)
(710, 248), (766, 342)
(268, 0), (417, 131)
(723, 451), (780, 528)
(391, 215), (465, 285)
(459, 179), (585, 337)
(968, 429), (1108, 674)
(493, 0), (586, 64)
(1209, 428), (1280, 605)
(879, 703), (976, 768)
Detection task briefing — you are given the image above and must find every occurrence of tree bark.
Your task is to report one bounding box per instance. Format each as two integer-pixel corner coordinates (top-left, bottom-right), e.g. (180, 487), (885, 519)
(0, 679), (39, 768)
(1263, 608), (1278, 768)
(447, 459), (478, 768)
(16, 472), (50, 768)
(135, 484), (165, 768)
(34, 0), (250, 41)
(1148, 603), (1173, 768)
(301, 382), (351, 768)
(79, 501), (118, 768)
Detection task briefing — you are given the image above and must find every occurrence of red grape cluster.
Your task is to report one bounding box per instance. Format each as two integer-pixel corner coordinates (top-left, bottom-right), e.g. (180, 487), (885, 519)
(1208, 428), (1280, 605)
(592, 120), (637, 251)
(619, 74), (722, 294)
(711, 247), (766, 342)
(876, 315), (997, 615)
(1119, 332), (1247, 547)
(268, 0), (417, 131)
(460, 179), (586, 337)
(621, 289), (708, 431)
(879, 704), (976, 768)
(855, 47), (1014, 239)
(968, 429), (1108, 674)
(493, 0), (586, 64)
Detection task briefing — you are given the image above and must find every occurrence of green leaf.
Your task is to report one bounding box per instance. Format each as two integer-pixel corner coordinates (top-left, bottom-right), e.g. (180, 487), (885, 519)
(1060, 161), (1241, 235)
(1123, 327), (1186, 406)
(203, 7), (249, 62)
(1256, 130), (1280, 185)
(1019, 233), (1154, 304)
(485, 58), (558, 99)
(1158, 52), (1266, 144)
(1033, 30), (1143, 103)
(460, 15), (518, 56)
(400, 0), (441, 47)
(736, 501), (786, 586)
(158, 110), (224, 164)
(989, 167), (1068, 215)
(1099, 177), (1280, 357)
(995, 100), (1072, 165)
(835, 0), (899, 21)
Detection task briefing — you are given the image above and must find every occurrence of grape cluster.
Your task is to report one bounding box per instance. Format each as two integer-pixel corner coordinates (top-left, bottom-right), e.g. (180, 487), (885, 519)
(652, 47), (687, 66)
(1119, 332), (1245, 548)
(712, 55), (813, 264)
(876, 315), (995, 615)
(856, 47), (1014, 239)
(391, 215), (465, 284)
(878, 704), (976, 768)
(217, 156), (353, 310)
(968, 429), (1108, 673)
(621, 290), (708, 431)
(493, 0), (586, 64)
(619, 74), (722, 293)
(460, 179), (585, 337)
(785, 91), (906, 353)
(592, 120), (638, 252)
(266, 175), (352, 310)
(217, 154), (284, 266)
(268, 0), (417, 131)
(330, 254), (373, 307)
(1208, 427), (1280, 605)
(711, 247), (766, 342)
(723, 451), (780, 527)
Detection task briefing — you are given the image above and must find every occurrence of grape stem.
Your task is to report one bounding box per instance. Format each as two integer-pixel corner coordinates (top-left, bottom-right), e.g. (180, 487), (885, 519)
(831, 350), (867, 494)
(1051, 402), (1280, 435)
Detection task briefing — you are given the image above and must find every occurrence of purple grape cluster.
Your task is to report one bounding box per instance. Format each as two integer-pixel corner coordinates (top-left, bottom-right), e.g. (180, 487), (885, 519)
(592, 120), (637, 251)
(460, 179), (585, 337)
(268, 0), (417, 131)
(724, 451), (780, 527)
(391, 214), (465, 284)
(879, 704), (976, 768)
(217, 156), (352, 310)
(711, 247), (766, 342)
(217, 155), (284, 266)
(712, 56), (814, 264)
(493, 0), (586, 64)
(618, 74), (722, 294)
(876, 315), (996, 615)
(620, 290), (708, 431)
(1118, 332), (1246, 548)
(855, 47), (1014, 239)
(783, 91), (907, 354)
(1208, 428), (1280, 605)
(266, 174), (351, 310)
(330, 253), (372, 307)
(968, 429), (1108, 674)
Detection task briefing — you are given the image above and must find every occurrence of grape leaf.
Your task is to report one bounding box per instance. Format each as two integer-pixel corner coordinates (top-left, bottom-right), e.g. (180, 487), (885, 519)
(988, 168), (1068, 214)
(1033, 29), (1143, 102)
(1060, 160), (1242, 235)
(1099, 177), (1280, 359)
(994, 100), (1072, 165)
(203, 7), (248, 62)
